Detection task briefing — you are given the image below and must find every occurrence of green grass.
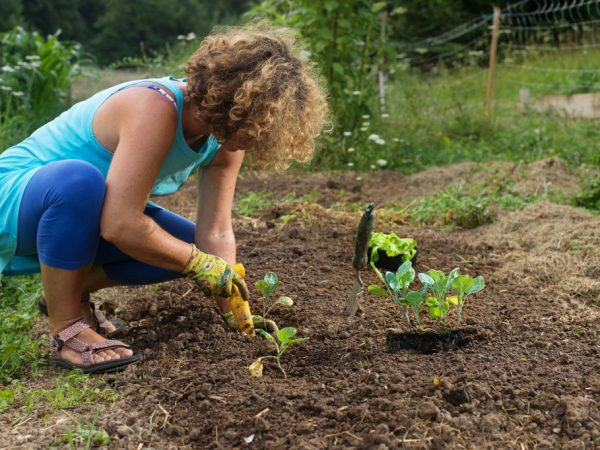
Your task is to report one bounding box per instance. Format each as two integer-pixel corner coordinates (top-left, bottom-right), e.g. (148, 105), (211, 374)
(0, 274), (44, 382)
(313, 48), (600, 173)
(235, 191), (320, 217)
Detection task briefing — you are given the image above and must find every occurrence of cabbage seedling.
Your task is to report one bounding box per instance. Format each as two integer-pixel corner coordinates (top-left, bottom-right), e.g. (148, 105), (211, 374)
(368, 260), (420, 328)
(369, 231), (417, 265)
(419, 268), (459, 322)
(250, 327), (308, 378)
(451, 274), (485, 324)
(255, 272), (294, 323)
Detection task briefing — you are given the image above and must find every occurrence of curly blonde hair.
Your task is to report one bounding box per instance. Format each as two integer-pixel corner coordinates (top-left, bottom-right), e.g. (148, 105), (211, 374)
(184, 24), (329, 169)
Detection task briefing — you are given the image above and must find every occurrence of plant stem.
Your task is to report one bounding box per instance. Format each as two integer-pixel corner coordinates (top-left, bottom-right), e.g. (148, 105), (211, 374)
(403, 306), (412, 329)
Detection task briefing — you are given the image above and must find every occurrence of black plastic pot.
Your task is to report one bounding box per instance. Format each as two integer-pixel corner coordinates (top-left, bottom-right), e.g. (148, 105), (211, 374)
(368, 246), (418, 272)
(386, 328), (474, 354)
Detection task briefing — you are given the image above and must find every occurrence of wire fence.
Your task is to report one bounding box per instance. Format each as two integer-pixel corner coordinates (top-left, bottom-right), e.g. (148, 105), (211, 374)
(393, 0), (600, 120)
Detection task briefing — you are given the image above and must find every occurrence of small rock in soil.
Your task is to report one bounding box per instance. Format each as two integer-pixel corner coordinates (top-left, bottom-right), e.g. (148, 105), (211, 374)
(116, 425), (132, 437)
(417, 401), (440, 421)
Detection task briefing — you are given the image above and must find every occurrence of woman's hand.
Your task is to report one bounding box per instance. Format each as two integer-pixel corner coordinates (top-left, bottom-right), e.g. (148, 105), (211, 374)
(184, 244), (249, 300)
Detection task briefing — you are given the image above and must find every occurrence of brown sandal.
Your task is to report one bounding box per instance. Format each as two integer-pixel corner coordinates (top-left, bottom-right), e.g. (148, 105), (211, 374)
(49, 320), (141, 374)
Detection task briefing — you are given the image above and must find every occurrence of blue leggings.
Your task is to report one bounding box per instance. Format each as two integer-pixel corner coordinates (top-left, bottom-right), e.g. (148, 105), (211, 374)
(16, 160), (194, 284)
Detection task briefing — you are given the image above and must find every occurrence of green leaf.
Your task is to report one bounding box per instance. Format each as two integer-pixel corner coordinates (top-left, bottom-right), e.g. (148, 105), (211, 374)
(256, 329), (274, 341)
(427, 269), (446, 285)
(452, 275), (473, 297)
(275, 296), (294, 307)
(466, 276), (485, 295)
(371, 2), (387, 13)
(367, 285), (388, 297)
(396, 261), (415, 287)
(406, 290), (424, 307)
(264, 272), (279, 289)
(385, 272), (399, 292)
(255, 280), (271, 295)
(418, 273), (434, 287)
(332, 62), (345, 76)
(287, 337), (309, 345)
(276, 327), (297, 344)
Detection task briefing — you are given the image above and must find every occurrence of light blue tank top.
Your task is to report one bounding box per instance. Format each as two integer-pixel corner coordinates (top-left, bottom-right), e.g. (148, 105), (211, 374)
(0, 76), (220, 275)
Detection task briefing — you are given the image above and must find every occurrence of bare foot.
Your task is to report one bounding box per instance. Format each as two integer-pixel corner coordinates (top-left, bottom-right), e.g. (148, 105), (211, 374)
(56, 327), (133, 365)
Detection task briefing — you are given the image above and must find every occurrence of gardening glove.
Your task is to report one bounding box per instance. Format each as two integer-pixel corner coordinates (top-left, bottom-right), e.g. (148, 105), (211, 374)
(222, 263), (255, 336)
(184, 244), (249, 300)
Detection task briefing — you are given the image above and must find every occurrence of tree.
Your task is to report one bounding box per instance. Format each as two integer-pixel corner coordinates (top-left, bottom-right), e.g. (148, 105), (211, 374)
(0, 0), (23, 32)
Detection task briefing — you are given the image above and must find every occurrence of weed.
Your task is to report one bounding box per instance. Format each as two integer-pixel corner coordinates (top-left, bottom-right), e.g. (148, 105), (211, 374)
(574, 176), (600, 211)
(25, 372), (118, 412)
(53, 409), (110, 449)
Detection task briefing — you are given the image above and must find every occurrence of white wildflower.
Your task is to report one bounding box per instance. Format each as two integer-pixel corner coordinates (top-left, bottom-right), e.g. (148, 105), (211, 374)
(300, 50), (311, 60)
(360, 127), (368, 132)
(25, 55), (40, 61)
(12, 91), (24, 97)
(376, 159), (388, 167)
(2, 65), (15, 73)
(362, 114), (370, 119)
(347, 147), (355, 153)
(352, 90), (360, 96)
(177, 35), (186, 40)
(186, 32), (197, 41)
(381, 113), (390, 119)
(347, 162), (354, 167)
(343, 131), (352, 137)
(1, 86), (12, 91)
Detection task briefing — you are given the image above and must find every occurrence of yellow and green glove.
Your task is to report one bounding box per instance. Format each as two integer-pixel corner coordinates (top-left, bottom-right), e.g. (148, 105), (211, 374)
(184, 244), (249, 301)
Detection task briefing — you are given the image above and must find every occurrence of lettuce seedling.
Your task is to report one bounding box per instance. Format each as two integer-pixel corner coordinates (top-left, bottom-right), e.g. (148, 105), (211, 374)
(451, 274), (485, 324)
(419, 268), (459, 322)
(369, 232), (417, 265)
(250, 327), (308, 378)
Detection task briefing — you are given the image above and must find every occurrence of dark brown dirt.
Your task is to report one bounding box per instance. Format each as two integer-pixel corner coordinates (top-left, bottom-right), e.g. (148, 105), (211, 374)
(3, 166), (600, 449)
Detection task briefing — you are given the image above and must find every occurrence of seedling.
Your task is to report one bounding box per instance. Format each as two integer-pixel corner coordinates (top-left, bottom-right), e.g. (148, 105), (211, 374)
(250, 271), (307, 378)
(255, 272), (294, 323)
(368, 260), (420, 327)
(250, 327), (308, 378)
(451, 274), (485, 324)
(368, 264), (485, 328)
(419, 269), (459, 323)
(369, 231), (417, 265)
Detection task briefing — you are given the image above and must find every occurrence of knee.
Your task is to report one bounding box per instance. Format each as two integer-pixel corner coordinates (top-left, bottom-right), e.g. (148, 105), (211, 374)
(49, 161), (106, 211)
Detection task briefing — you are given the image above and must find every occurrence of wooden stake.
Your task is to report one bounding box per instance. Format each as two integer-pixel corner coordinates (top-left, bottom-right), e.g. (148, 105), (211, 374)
(485, 6), (501, 116)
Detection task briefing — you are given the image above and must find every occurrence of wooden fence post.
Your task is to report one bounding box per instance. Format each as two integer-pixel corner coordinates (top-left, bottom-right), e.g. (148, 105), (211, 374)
(485, 6), (501, 116)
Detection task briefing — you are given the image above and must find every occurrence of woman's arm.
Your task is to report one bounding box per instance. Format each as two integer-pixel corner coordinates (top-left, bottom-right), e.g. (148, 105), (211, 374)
(195, 147), (245, 265)
(99, 91), (192, 271)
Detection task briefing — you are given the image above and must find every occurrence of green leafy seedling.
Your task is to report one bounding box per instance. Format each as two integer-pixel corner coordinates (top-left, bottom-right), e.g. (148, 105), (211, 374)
(451, 274), (485, 324)
(369, 232), (417, 265)
(368, 260), (417, 328)
(255, 272), (294, 322)
(419, 268), (459, 322)
(251, 327), (308, 378)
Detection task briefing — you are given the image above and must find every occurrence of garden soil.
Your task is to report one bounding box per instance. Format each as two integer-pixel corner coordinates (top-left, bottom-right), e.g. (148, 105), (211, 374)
(3, 160), (600, 449)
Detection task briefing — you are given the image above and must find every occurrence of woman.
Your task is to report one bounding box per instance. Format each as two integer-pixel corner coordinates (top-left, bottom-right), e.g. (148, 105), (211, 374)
(0, 25), (328, 373)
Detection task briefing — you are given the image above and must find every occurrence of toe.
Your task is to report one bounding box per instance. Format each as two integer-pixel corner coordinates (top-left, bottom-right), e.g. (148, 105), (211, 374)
(103, 349), (121, 360)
